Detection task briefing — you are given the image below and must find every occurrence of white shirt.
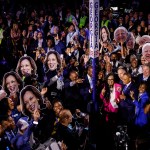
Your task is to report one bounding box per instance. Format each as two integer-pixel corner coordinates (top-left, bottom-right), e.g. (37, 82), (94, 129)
(87, 74), (93, 89)
(38, 39), (43, 48)
(110, 86), (118, 108)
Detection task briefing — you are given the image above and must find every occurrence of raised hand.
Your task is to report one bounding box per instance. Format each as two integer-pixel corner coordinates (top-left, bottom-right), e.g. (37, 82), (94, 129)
(101, 87), (106, 96)
(130, 91), (135, 100)
(0, 90), (7, 101)
(44, 98), (52, 109)
(120, 93), (126, 100)
(60, 141), (67, 150)
(75, 78), (84, 84)
(41, 87), (48, 96)
(33, 109), (40, 121)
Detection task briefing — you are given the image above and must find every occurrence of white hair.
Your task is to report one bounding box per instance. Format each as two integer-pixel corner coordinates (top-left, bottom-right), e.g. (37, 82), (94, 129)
(142, 43), (150, 53)
(114, 26), (128, 36)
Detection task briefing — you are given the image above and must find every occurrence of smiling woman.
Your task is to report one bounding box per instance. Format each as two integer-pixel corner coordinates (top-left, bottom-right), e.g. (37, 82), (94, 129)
(20, 85), (43, 116)
(16, 56), (38, 87)
(16, 56), (37, 77)
(100, 26), (111, 43)
(43, 51), (64, 103)
(44, 51), (61, 72)
(20, 85), (56, 146)
(2, 71), (23, 107)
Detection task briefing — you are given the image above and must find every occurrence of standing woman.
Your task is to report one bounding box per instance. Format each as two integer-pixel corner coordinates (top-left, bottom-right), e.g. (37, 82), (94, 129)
(20, 85), (55, 147)
(99, 73), (122, 149)
(16, 56), (39, 88)
(100, 73), (122, 122)
(43, 51), (64, 103)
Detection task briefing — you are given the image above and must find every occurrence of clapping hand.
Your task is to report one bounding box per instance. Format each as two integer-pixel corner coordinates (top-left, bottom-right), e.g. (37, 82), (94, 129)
(144, 104), (150, 114)
(130, 91), (135, 100)
(115, 98), (120, 103)
(119, 93), (126, 100)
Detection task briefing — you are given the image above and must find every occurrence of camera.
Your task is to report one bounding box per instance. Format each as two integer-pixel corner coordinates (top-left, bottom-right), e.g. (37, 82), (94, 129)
(76, 112), (86, 118)
(114, 125), (129, 150)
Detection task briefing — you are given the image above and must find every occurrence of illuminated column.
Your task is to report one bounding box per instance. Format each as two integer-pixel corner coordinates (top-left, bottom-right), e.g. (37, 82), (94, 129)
(89, 0), (99, 111)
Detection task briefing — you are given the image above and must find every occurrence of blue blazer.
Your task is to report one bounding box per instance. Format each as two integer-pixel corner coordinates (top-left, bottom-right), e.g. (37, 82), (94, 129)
(137, 74), (150, 96)
(133, 92), (150, 127)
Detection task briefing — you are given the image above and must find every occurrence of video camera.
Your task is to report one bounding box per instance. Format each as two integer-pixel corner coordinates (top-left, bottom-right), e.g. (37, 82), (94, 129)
(114, 125), (129, 150)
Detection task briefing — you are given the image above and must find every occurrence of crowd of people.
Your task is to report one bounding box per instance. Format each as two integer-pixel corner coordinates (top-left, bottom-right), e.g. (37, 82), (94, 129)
(0, 1), (150, 150)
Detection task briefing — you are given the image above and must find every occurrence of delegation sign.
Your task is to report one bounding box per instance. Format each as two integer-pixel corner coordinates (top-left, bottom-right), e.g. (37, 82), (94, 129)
(89, 0), (99, 58)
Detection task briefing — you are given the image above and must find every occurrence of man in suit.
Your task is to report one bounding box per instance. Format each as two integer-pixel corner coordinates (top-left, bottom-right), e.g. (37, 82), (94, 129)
(116, 66), (127, 86)
(18, 38), (31, 57)
(56, 109), (80, 150)
(64, 70), (84, 114)
(119, 73), (138, 126)
(137, 63), (150, 96)
(80, 66), (93, 112)
(118, 72), (139, 141)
